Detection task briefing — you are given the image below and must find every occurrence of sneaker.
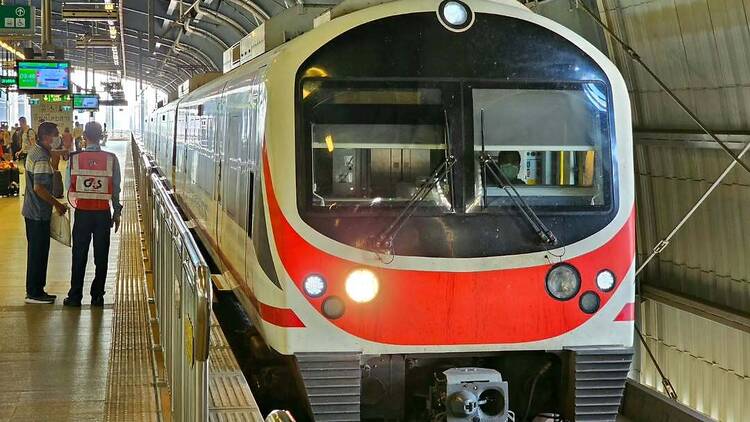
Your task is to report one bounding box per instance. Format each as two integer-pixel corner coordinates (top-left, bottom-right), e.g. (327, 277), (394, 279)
(63, 297), (81, 307)
(91, 297), (104, 307)
(41, 291), (57, 300)
(25, 295), (54, 304)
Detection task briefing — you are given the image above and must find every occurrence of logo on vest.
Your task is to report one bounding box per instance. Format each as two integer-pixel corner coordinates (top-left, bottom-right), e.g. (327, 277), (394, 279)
(83, 177), (103, 190)
(76, 175), (109, 194)
(87, 159), (99, 167)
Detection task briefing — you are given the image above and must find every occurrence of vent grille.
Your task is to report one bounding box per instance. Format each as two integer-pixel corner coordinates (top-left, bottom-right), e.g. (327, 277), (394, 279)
(574, 349), (633, 422)
(296, 353), (361, 421)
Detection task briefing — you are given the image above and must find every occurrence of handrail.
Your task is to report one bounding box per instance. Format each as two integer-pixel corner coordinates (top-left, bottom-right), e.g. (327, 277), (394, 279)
(133, 138), (290, 421)
(149, 172), (212, 362)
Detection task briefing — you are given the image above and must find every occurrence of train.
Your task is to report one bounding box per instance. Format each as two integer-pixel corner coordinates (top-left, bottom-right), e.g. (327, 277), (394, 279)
(142, 0), (635, 421)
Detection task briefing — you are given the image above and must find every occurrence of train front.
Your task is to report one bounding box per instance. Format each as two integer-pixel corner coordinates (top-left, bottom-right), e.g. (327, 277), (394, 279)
(262, 0), (635, 420)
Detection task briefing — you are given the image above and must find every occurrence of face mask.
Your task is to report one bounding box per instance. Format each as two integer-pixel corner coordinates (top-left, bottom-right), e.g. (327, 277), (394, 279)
(500, 164), (519, 180)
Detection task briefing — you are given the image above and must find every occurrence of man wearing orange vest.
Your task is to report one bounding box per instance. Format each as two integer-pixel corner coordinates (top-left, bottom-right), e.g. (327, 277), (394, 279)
(63, 121), (122, 307)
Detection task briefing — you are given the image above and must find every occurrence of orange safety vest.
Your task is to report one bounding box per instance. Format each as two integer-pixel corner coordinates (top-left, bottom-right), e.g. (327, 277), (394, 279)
(68, 150), (115, 211)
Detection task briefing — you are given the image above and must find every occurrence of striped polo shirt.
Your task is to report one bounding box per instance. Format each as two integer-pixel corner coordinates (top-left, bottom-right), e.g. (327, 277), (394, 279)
(22, 145), (54, 221)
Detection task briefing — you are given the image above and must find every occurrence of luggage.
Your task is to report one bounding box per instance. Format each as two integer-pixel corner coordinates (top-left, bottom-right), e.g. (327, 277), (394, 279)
(0, 162), (20, 197)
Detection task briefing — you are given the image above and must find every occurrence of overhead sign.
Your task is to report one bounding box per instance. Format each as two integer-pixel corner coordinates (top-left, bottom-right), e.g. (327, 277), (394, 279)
(0, 76), (16, 87)
(42, 94), (71, 103)
(30, 94), (73, 130)
(0, 6), (34, 34)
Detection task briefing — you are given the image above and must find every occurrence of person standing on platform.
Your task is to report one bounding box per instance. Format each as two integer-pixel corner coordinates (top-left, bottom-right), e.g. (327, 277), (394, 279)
(63, 122), (122, 307)
(11, 124), (21, 161)
(0, 123), (10, 158)
(61, 127), (74, 154)
(72, 121), (83, 151)
(16, 117), (36, 171)
(22, 122), (68, 304)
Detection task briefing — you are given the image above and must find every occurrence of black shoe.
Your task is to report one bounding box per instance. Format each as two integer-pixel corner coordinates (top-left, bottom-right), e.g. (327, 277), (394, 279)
(25, 295), (54, 304)
(41, 291), (57, 300)
(91, 297), (104, 307)
(63, 297), (81, 307)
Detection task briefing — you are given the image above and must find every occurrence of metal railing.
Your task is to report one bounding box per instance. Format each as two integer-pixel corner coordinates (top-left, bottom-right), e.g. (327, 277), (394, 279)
(132, 138), (212, 421)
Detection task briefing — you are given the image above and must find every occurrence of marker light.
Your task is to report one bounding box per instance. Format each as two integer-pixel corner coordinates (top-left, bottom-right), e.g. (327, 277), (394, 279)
(303, 274), (326, 298)
(345, 269), (379, 303)
(545, 264), (581, 301)
(579, 291), (601, 314)
(596, 270), (616, 292)
(322, 296), (345, 319)
(438, 0), (474, 32)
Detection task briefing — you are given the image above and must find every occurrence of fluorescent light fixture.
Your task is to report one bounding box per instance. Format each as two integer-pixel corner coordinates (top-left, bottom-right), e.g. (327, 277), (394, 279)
(0, 41), (25, 60)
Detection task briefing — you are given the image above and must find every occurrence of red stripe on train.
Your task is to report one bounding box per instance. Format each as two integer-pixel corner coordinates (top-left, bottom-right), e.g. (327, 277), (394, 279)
(614, 303), (635, 322)
(262, 147), (636, 345)
(260, 303), (306, 328)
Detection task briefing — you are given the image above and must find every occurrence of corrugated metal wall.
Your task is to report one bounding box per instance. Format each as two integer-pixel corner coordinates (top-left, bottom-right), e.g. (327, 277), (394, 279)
(601, 0), (750, 131)
(537, 1), (750, 420)
(639, 300), (750, 422)
(634, 135), (750, 421)
(634, 136), (750, 314)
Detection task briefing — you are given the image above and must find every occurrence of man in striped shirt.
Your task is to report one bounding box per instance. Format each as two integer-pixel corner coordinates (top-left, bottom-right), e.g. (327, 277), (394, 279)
(22, 122), (68, 304)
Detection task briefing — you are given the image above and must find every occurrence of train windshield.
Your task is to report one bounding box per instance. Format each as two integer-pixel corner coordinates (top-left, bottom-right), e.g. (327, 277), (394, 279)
(468, 83), (612, 211)
(302, 79), (612, 214)
(303, 80), (453, 212)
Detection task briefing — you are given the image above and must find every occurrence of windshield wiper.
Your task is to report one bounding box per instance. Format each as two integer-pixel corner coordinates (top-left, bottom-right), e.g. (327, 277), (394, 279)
(479, 109), (558, 246)
(372, 110), (456, 254)
(371, 155), (456, 253)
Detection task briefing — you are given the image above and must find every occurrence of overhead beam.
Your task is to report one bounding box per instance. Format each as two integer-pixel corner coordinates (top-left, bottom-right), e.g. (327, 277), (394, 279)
(47, 17), (218, 71)
(641, 285), (750, 334)
(635, 131), (750, 150)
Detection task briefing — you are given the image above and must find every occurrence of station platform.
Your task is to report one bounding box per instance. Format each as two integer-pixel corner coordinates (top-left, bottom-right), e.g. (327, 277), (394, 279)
(0, 139), (261, 422)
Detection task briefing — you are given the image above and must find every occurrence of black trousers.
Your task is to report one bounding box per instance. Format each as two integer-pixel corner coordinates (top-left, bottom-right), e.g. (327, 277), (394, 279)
(25, 218), (51, 297)
(68, 209), (111, 301)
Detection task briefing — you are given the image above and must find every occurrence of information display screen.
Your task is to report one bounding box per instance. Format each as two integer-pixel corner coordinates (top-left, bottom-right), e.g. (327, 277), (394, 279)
(72, 94), (99, 110)
(17, 61), (70, 92)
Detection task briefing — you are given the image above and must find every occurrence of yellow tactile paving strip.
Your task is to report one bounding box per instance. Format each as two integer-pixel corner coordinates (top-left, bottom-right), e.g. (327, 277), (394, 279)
(208, 312), (263, 422)
(103, 146), (161, 422)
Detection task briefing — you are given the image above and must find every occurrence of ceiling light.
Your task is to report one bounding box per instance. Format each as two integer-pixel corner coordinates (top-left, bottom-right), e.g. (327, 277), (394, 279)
(0, 40), (25, 60)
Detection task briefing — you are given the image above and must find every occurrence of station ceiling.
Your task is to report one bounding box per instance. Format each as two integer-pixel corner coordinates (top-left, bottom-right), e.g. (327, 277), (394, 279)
(25, 0), (302, 94)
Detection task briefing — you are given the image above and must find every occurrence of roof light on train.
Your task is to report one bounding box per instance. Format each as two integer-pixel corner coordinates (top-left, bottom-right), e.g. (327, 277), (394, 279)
(438, 0), (474, 32)
(545, 264), (581, 301)
(345, 269), (379, 303)
(596, 270), (616, 292)
(303, 274), (326, 298)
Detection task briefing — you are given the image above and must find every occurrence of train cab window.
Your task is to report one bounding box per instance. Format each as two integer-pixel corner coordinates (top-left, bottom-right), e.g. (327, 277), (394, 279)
(467, 83), (612, 212)
(302, 80), (453, 212)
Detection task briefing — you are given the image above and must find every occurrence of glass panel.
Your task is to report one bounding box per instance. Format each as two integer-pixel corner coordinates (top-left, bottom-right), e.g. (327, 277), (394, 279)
(468, 84), (610, 211)
(304, 81), (452, 211)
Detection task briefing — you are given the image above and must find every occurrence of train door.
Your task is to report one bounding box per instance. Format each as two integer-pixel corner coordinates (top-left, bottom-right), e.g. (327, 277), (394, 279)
(211, 84), (230, 242)
(244, 72), (265, 297)
(216, 81), (252, 288)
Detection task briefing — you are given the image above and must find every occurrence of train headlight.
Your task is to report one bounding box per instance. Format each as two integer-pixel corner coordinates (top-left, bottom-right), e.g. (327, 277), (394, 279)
(345, 269), (379, 303)
(545, 264), (581, 301)
(438, 0), (474, 32)
(303, 274), (326, 298)
(596, 270), (616, 292)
